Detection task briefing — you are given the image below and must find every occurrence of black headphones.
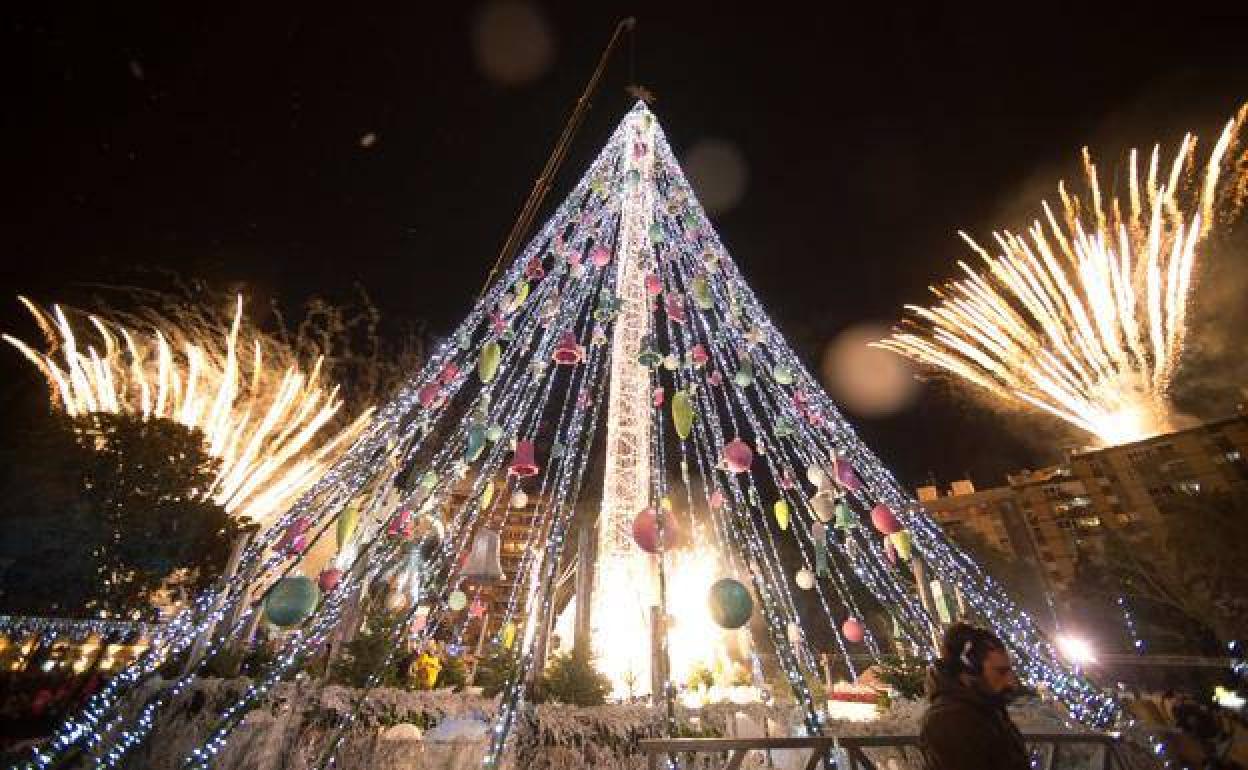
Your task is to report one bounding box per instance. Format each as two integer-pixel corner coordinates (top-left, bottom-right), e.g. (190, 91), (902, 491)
(949, 626), (999, 677)
(959, 638), (980, 675)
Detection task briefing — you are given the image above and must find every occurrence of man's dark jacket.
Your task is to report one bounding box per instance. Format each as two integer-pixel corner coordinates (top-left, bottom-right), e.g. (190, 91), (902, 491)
(918, 664), (1029, 770)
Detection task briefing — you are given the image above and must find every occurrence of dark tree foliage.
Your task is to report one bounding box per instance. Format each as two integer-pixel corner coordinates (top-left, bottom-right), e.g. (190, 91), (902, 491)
(473, 644), (520, 698)
(1070, 488), (1248, 650)
(0, 410), (247, 620)
(329, 604), (407, 689)
(537, 647), (612, 706)
(874, 655), (928, 700)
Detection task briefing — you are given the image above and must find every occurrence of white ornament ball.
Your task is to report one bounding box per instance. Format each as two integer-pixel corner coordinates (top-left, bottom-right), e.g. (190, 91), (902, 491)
(806, 463), (830, 489)
(511, 489), (529, 509)
(787, 621), (802, 646)
(795, 568), (816, 590)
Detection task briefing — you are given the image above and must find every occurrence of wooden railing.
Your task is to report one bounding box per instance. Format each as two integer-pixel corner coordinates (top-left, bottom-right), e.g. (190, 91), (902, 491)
(639, 732), (1131, 770)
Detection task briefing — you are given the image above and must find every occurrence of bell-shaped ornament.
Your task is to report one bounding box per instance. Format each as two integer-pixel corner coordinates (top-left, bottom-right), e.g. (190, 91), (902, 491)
(508, 440), (540, 478)
(834, 499), (856, 530)
(462, 529), (505, 584)
(636, 335), (663, 368)
(552, 331), (585, 366)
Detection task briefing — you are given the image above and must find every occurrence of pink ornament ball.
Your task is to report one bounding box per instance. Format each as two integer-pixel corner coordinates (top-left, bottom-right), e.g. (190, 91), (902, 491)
(842, 617), (865, 643)
(870, 503), (902, 535)
(318, 568), (344, 593)
(631, 508), (674, 554)
(721, 438), (754, 474)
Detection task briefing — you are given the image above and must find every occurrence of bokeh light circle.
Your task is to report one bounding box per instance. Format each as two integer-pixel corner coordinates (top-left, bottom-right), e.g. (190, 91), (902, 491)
(821, 323), (919, 417)
(684, 138), (748, 215)
(471, 1), (555, 86)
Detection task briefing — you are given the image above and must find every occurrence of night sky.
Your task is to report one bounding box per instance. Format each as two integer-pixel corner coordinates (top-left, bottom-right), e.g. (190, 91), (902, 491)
(5, 4), (1248, 489)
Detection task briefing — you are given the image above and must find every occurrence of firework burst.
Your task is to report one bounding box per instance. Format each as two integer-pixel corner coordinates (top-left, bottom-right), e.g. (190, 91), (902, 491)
(4, 296), (373, 522)
(876, 107), (1248, 446)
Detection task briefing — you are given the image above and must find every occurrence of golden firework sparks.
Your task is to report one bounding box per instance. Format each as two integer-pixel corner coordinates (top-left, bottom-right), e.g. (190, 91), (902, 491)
(4, 295), (373, 522)
(876, 107), (1248, 446)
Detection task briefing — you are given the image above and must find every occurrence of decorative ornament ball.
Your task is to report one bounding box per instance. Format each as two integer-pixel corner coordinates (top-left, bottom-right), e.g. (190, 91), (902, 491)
(795, 568), (816, 591)
(318, 568), (344, 594)
(385, 590), (409, 613)
(842, 617), (865, 643)
(631, 507), (675, 554)
(810, 490), (838, 523)
(870, 503), (902, 535)
(721, 438), (753, 474)
(511, 489), (529, 509)
(264, 576), (320, 628)
(448, 590), (468, 612)
(806, 464), (830, 489)
(708, 578), (754, 629)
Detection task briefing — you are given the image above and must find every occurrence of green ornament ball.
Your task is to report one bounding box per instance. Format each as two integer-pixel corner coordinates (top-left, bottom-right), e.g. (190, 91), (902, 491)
(708, 578), (753, 629)
(264, 576), (320, 628)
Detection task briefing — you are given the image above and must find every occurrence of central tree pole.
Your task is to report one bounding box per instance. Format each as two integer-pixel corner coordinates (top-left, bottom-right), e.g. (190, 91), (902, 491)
(591, 106), (661, 696)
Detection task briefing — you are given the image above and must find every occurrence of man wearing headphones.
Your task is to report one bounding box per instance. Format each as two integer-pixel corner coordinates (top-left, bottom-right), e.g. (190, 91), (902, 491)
(919, 622), (1029, 770)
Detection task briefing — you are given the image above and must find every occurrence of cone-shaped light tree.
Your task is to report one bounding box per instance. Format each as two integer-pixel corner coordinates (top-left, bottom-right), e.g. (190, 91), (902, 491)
(24, 103), (1117, 770)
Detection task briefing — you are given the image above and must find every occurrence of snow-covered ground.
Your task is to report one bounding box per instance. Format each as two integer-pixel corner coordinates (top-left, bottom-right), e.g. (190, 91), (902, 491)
(109, 677), (1155, 770)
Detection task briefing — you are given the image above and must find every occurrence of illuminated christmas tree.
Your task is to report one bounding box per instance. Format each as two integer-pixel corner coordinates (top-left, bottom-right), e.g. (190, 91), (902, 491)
(25, 102), (1118, 770)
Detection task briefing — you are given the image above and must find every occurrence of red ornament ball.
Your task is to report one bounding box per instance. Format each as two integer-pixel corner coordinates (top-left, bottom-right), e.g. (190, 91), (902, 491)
(631, 507), (675, 554)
